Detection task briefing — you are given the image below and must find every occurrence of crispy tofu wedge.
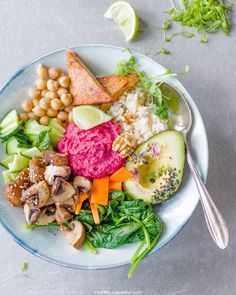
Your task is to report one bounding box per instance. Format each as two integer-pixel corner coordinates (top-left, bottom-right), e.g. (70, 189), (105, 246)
(98, 73), (139, 100)
(66, 51), (113, 105)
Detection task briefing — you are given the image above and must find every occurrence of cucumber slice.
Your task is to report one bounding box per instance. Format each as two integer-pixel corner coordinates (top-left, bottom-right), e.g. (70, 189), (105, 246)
(2, 170), (12, 184)
(0, 155), (14, 169)
(6, 137), (18, 154)
(0, 121), (24, 141)
(0, 109), (18, 129)
(48, 119), (65, 134)
(8, 154), (29, 173)
(21, 147), (42, 159)
(6, 137), (28, 154)
(49, 128), (64, 147)
(24, 119), (50, 135)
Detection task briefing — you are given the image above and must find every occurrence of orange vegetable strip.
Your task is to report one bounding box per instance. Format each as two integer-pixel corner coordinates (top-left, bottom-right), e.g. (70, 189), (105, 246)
(110, 167), (133, 183)
(75, 192), (90, 215)
(91, 176), (109, 205)
(109, 182), (122, 191)
(89, 198), (100, 224)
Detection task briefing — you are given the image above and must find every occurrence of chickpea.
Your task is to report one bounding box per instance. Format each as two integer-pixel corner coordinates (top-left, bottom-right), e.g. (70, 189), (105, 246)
(57, 87), (68, 97)
(19, 113), (28, 121)
(68, 111), (74, 122)
(58, 76), (70, 88)
(28, 87), (40, 99)
(46, 108), (58, 118)
(32, 98), (40, 107)
(51, 98), (63, 111)
(54, 118), (63, 126)
(39, 97), (51, 110)
(47, 79), (59, 92)
(28, 112), (38, 119)
(41, 89), (47, 97)
(36, 64), (48, 79)
(48, 67), (60, 80)
(32, 105), (46, 117)
(62, 122), (68, 128)
(57, 111), (68, 122)
(64, 105), (73, 113)
(61, 93), (72, 106)
(39, 116), (50, 126)
(35, 78), (47, 90)
(22, 99), (33, 112)
(45, 91), (57, 100)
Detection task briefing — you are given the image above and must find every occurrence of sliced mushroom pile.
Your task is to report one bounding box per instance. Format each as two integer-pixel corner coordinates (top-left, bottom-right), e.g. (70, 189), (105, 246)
(3, 151), (92, 249)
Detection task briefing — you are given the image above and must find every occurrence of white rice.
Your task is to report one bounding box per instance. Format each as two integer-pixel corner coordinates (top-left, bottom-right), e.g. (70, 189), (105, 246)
(108, 87), (168, 145)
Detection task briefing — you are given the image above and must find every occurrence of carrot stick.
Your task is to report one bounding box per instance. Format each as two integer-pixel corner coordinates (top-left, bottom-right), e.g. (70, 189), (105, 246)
(89, 198), (100, 224)
(110, 167), (133, 183)
(75, 192), (90, 214)
(91, 176), (109, 205)
(109, 182), (122, 191)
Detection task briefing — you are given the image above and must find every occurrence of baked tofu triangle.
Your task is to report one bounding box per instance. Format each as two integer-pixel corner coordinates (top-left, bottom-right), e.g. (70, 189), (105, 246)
(97, 73), (139, 100)
(66, 50), (139, 105)
(66, 50), (113, 105)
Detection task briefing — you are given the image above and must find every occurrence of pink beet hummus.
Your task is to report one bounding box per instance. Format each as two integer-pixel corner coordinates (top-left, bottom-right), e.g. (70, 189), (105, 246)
(57, 121), (125, 179)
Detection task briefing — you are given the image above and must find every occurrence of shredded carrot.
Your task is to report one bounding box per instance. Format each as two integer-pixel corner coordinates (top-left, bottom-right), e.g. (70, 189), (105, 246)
(89, 198), (100, 224)
(75, 192), (90, 215)
(109, 182), (122, 191)
(91, 176), (109, 205)
(110, 167), (133, 183)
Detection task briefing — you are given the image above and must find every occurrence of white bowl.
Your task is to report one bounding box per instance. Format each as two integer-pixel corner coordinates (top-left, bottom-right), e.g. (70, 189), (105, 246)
(0, 44), (208, 269)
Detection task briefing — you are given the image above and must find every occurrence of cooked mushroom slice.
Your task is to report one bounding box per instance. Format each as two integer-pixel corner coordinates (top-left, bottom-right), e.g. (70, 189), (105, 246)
(55, 206), (72, 224)
(4, 168), (30, 206)
(21, 180), (50, 208)
(36, 206), (56, 225)
(60, 220), (85, 249)
(45, 197), (55, 206)
(29, 158), (45, 183)
(73, 176), (92, 193)
(23, 203), (41, 225)
(52, 178), (76, 203)
(44, 165), (71, 185)
(42, 150), (69, 166)
(56, 194), (79, 213)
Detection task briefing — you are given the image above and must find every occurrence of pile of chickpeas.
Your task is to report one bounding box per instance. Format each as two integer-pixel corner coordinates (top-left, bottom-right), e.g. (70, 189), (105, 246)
(20, 64), (74, 127)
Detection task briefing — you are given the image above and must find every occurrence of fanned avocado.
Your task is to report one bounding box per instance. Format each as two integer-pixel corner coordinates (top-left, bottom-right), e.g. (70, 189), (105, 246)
(124, 130), (185, 204)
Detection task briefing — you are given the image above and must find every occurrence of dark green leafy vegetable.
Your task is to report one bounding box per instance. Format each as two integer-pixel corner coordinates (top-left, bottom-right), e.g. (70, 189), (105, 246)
(32, 131), (53, 151)
(75, 191), (163, 277)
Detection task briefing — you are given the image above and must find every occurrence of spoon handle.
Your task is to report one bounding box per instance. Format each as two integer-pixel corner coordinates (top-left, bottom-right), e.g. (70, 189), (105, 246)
(185, 141), (229, 249)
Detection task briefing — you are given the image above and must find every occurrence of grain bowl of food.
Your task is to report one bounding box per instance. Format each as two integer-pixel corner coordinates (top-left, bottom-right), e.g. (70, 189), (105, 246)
(0, 45), (208, 277)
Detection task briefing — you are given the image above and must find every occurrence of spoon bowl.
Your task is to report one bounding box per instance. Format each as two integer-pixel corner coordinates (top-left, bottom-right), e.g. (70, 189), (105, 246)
(159, 82), (229, 249)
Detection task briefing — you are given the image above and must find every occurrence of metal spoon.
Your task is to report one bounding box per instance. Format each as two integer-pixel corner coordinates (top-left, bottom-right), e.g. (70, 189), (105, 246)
(160, 82), (229, 249)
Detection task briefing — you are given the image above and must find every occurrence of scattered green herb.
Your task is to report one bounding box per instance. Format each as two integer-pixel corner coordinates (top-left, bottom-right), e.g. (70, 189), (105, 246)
(165, 0), (232, 42)
(147, 48), (171, 57)
(22, 262), (28, 271)
(116, 49), (189, 121)
(165, 31), (195, 42)
(24, 221), (59, 230)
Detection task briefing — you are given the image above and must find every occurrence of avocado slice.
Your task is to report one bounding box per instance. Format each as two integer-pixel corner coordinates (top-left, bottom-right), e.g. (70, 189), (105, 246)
(124, 130), (185, 204)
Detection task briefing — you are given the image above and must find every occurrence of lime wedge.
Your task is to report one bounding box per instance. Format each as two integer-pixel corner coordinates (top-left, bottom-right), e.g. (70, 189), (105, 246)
(73, 105), (112, 130)
(104, 1), (139, 41)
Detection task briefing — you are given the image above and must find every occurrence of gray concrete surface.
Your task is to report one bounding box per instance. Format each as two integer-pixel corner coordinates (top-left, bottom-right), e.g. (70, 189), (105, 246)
(0, 1), (235, 294)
